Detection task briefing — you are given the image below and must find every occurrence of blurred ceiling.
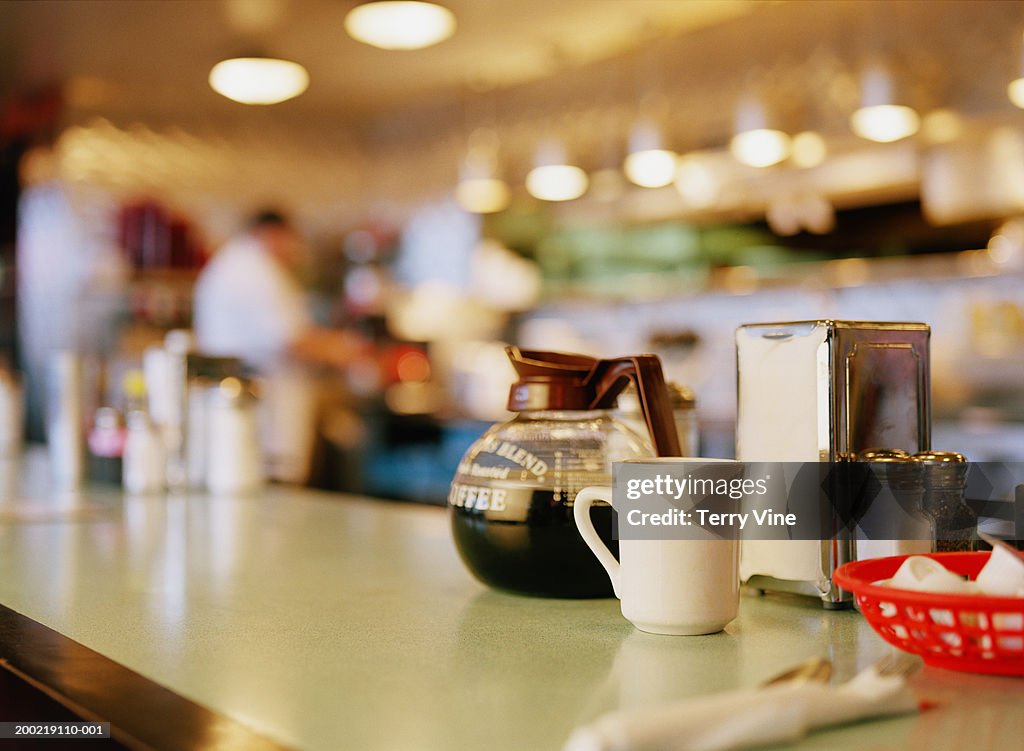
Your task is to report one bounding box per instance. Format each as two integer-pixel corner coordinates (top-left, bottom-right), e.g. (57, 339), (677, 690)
(0, 0), (757, 126)
(6, 0), (1024, 232)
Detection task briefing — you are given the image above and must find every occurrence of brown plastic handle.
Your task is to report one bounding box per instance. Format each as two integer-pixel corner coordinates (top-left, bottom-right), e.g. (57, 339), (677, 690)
(506, 347), (596, 377)
(586, 355), (682, 457)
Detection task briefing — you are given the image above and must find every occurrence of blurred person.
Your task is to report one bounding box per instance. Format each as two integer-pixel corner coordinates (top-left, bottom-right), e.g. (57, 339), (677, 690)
(193, 210), (366, 484)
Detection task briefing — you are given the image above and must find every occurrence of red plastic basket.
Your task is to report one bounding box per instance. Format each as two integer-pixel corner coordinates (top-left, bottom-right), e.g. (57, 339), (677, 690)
(833, 552), (1024, 676)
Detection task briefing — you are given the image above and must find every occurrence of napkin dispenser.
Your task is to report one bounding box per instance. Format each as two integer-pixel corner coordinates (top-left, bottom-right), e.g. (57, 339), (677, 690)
(735, 320), (931, 608)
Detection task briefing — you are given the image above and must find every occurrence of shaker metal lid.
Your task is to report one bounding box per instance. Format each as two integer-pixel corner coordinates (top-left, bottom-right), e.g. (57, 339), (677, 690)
(209, 376), (257, 405)
(857, 448), (912, 462)
(913, 450), (967, 463)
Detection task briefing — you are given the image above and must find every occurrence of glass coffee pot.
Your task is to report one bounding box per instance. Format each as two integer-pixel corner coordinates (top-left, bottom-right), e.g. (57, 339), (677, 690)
(449, 347), (681, 597)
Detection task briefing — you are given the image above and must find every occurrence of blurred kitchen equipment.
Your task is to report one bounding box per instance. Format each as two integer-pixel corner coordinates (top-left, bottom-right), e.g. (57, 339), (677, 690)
(87, 405), (125, 484)
(123, 408), (165, 494)
(47, 351), (85, 489)
(736, 320), (931, 608)
(0, 365), (24, 456)
(184, 354), (243, 488)
(916, 451), (976, 552)
(617, 382), (698, 457)
(162, 329), (192, 489)
(206, 376), (264, 495)
(449, 347), (680, 597)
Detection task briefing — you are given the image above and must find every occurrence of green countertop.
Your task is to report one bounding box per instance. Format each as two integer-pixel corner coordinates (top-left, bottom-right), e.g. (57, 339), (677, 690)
(1, 453), (1022, 750)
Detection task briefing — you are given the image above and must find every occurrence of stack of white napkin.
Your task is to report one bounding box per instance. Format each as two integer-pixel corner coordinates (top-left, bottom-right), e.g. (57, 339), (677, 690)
(883, 548), (1024, 597)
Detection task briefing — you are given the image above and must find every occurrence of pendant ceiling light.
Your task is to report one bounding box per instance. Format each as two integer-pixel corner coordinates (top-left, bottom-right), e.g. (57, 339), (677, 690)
(455, 132), (510, 214)
(729, 96), (790, 168)
(623, 120), (677, 188)
(674, 154), (721, 209)
(526, 140), (588, 202)
(1009, 32), (1024, 108)
(850, 62), (920, 143)
(1010, 79), (1024, 109)
(345, 2), (456, 50)
(209, 56), (309, 104)
(790, 131), (828, 168)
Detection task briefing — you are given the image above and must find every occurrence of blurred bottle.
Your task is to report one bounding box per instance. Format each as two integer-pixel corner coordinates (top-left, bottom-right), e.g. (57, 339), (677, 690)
(206, 376), (263, 495)
(0, 365), (24, 457)
(123, 411), (166, 495)
(162, 329), (193, 489)
(87, 406), (125, 484)
(47, 351), (84, 489)
(143, 330), (193, 490)
(185, 354), (243, 488)
(122, 369), (165, 494)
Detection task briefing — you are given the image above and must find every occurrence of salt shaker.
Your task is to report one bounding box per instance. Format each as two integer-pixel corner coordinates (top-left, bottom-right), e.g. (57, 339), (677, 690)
(856, 449), (934, 560)
(915, 451), (975, 552)
(205, 377), (263, 495)
(123, 410), (165, 494)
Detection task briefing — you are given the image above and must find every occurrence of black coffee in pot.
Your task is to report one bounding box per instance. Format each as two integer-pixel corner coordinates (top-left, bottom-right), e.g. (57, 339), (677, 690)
(451, 490), (618, 598)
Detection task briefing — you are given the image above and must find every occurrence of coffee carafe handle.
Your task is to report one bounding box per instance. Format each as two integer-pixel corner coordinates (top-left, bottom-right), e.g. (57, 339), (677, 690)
(587, 356), (682, 457)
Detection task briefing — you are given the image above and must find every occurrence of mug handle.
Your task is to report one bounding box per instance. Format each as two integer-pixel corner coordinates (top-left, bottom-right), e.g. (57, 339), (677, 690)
(573, 486), (621, 598)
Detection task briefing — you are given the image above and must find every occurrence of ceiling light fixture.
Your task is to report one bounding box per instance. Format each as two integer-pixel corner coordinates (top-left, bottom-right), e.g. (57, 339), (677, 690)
(623, 120), (677, 188)
(850, 62), (919, 143)
(209, 56), (309, 104)
(1009, 32), (1024, 108)
(344, 1), (456, 50)
(526, 140), (588, 202)
(921, 108), (965, 144)
(455, 134), (510, 214)
(674, 154), (721, 209)
(790, 131), (828, 168)
(1010, 78), (1024, 109)
(729, 96), (790, 168)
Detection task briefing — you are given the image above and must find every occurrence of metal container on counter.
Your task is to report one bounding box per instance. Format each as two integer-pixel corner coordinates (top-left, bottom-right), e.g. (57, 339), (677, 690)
(184, 355), (244, 488)
(735, 320), (931, 608)
(449, 347), (680, 598)
(206, 376), (264, 495)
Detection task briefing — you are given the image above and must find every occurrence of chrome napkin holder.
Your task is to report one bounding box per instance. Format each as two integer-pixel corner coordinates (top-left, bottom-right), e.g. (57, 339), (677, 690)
(736, 320), (931, 608)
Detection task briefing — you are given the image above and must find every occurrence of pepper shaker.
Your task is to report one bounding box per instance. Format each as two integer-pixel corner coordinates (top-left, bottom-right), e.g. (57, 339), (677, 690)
(915, 451), (975, 552)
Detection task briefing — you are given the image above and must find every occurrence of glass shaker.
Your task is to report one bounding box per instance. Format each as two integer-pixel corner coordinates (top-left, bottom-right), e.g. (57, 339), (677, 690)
(914, 451), (975, 552)
(855, 449), (934, 560)
(206, 377), (264, 495)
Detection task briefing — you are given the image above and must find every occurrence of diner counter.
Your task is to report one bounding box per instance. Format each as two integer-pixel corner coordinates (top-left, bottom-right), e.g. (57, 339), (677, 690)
(1, 452), (1022, 750)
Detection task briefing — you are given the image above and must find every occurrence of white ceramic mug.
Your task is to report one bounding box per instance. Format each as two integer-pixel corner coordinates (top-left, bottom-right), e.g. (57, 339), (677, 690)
(574, 460), (741, 635)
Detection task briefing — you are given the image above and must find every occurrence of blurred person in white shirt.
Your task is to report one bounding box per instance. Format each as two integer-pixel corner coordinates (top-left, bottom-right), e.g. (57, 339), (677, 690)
(193, 210), (365, 483)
